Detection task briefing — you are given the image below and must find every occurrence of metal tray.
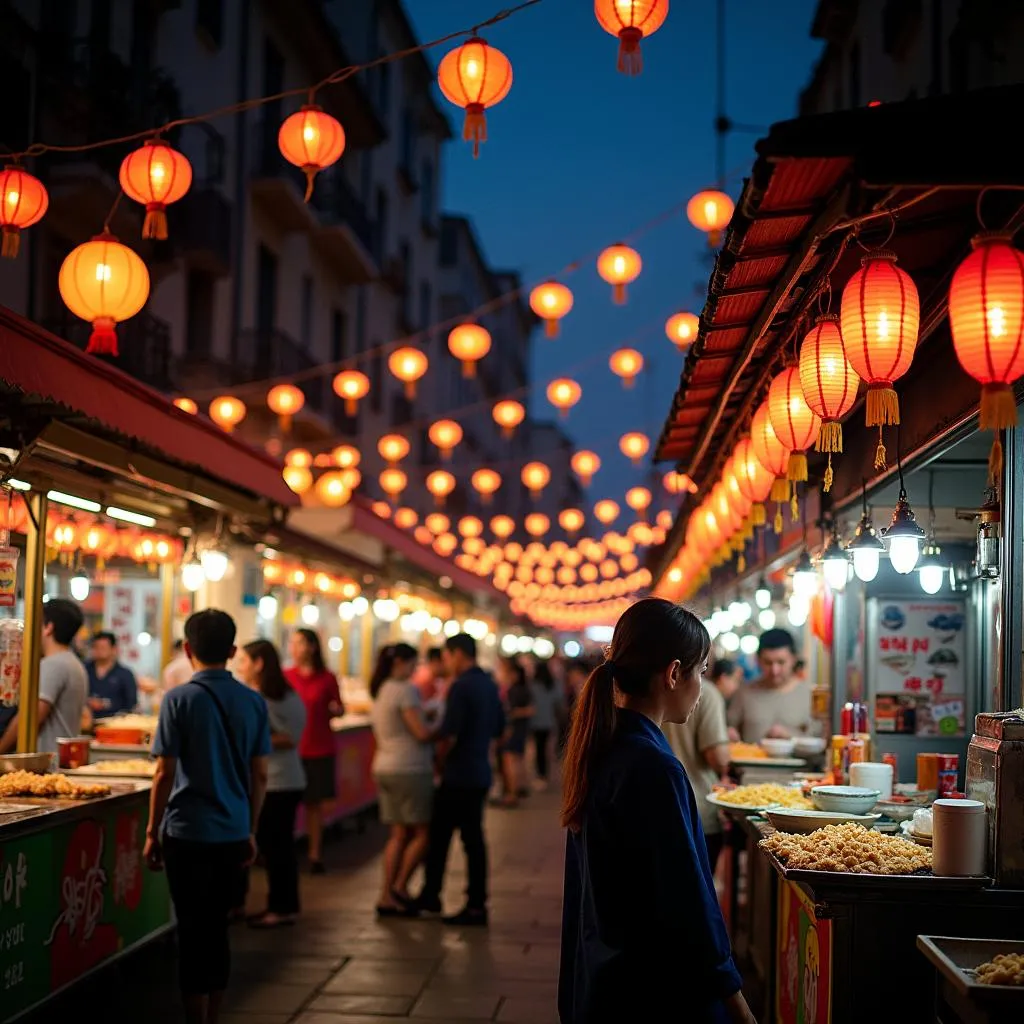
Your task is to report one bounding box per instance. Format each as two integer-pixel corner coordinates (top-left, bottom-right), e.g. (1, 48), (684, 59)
(918, 935), (1024, 999)
(762, 848), (993, 889)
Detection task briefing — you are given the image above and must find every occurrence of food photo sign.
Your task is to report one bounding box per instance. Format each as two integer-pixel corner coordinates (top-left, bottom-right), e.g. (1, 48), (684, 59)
(872, 599), (967, 737)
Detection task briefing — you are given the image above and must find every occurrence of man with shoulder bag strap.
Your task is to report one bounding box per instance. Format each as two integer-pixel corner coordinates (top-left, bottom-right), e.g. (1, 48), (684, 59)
(145, 609), (270, 1024)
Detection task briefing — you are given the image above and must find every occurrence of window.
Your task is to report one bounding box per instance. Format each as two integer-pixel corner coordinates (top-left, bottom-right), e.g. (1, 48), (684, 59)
(300, 275), (314, 348)
(196, 0), (224, 48)
(420, 160), (434, 226)
(256, 245), (277, 333)
(331, 309), (347, 363)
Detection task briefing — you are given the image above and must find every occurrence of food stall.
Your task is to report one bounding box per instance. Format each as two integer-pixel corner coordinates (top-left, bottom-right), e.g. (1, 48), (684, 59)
(0, 307), (297, 1021)
(649, 84), (1024, 1023)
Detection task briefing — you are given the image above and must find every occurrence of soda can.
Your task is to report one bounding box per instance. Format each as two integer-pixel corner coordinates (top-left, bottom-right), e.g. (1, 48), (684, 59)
(936, 753), (959, 797)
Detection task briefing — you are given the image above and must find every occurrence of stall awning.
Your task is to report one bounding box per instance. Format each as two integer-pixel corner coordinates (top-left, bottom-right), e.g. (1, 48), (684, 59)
(0, 307), (298, 512)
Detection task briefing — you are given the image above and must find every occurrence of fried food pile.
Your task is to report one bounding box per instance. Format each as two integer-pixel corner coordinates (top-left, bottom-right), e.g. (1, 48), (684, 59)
(0, 770), (110, 800)
(729, 742), (767, 760)
(761, 822), (932, 874)
(714, 783), (812, 809)
(81, 759), (156, 776)
(976, 953), (1024, 986)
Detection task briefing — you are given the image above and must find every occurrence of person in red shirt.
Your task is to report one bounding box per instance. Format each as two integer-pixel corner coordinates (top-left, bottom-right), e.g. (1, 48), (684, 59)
(285, 629), (343, 874)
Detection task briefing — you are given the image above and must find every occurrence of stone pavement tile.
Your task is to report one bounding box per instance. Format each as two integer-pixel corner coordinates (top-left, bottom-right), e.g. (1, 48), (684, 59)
(496, 996), (560, 1023)
(231, 957), (339, 985)
(307, 993), (416, 1015)
(423, 976), (557, 1001)
(220, 1015), (292, 1024)
(323, 964), (433, 996)
(223, 981), (317, 1014)
(410, 991), (502, 1019)
(296, 1017), (456, 1024)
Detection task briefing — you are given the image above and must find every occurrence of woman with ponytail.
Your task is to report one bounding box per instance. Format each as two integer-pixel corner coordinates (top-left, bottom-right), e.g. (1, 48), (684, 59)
(559, 599), (755, 1024)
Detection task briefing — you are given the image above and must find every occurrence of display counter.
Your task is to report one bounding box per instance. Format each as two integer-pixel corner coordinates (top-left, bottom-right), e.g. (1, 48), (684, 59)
(0, 783), (173, 1022)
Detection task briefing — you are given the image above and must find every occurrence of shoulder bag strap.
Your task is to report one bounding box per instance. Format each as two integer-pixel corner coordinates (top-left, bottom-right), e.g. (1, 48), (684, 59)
(190, 679), (250, 796)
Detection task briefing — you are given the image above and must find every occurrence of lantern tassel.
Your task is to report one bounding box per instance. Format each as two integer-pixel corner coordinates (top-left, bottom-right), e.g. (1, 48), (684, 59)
(790, 486), (800, 523)
(787, 452), (808, 482)
(874, 426), (887, 471)
(142, 204), (168, 240)
(616, 27), (644, 75)
(989, 435), (1004, 485)
(302, 166), (317, 202)
(612, 283), (626, 305)
(816, 420), (843, 454)
(544, 320), (559, 340)
(463, 104), (487, 159)
(86, 317), (119, 356)
(979, 383), (1018, 431)
(737, 553), (746, 573)
(770, 478), (790, 503)
(823, 453), (834, 493)
(2, 226), (20, 259)
(774, 505), (783, 534)
(752, 502), (766, 526)
(866, 385), (900, 427)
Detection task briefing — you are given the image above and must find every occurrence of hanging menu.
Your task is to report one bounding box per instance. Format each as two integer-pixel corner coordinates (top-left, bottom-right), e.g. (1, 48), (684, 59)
(872, 598), (967, 737)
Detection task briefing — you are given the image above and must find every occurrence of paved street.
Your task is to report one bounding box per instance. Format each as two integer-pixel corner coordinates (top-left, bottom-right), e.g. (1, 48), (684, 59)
(24, 789), (565, 1024)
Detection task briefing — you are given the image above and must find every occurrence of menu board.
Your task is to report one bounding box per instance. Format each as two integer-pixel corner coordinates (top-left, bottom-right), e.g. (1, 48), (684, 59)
(872, 599), (967, 736)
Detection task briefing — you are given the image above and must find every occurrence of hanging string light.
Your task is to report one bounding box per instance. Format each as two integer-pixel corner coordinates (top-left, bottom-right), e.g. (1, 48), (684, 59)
(597, 244), (642, 304)
(559, 508), (585, 535)
(428, 419), (464, 460)
(332, 444), (360, 469)
(437, 36), (513, 158)
(0, 165), (48, 259)
(767, 366), (821, 486)
(283, 465), (313, 494)
(388, 347), (428, 399)
(315, 471), (351, 508)
(448, 323), (491, 377)
(665, 311), (699, 350)
(378, 434), (410, 466)
(394, 507), (418, 530)
(625, 486), (652, 520)
(173, 397), (198, 414)
(609, 347), (644, 388)
(471, 468), (502, 503)
(525, 513), (550, 538)
(426, 469), (456, 506)
(594, 0), (669, 75)
(490, 515), (515, 539)
(278, 106), (346, 201)
(529, 281), (574, 338)
(119, 139), (193, 239)
(594, 499), (620, 525)
(426, 512), (451, 535)
(521, 462), (551, 500)
(332, 370), (370, 415)
(619, 431), (650, 466)
(266, 384), (305, 433)
(379, 468), (407, 502)
(209, 396), (246, 433)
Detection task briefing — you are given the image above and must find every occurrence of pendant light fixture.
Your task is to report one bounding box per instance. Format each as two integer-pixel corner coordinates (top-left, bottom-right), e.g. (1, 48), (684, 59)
(754, 577), (772, 609)
(881, 438), (925, 574)
(847, 480), (885, 583)
(917, 472), (945, 594)
(820, 518), (852, 592)
(790, 549), (819, 601)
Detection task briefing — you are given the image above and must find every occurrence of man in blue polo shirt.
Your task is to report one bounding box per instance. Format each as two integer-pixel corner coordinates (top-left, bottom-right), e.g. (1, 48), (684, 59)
(86, 632), (137, 718)
(144, 609), (270, 1024)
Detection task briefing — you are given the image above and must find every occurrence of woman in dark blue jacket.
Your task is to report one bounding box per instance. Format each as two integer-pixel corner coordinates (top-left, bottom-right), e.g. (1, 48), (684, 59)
(559, 599), (755, 1024)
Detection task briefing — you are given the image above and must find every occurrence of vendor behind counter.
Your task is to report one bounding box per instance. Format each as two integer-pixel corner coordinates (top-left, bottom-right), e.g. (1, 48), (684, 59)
(727, 628), (819, 743)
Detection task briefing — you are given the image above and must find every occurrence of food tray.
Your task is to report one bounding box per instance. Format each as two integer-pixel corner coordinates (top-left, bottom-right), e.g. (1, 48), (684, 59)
(707, 792), (808, 816)
(762, 847), (992, 889)
(0, 802), (38, 815)
(763, 806), (882, 834)
(92, 727), (151, 746)
(732, 756), (807, 768)
(917, 936), (1024, 999)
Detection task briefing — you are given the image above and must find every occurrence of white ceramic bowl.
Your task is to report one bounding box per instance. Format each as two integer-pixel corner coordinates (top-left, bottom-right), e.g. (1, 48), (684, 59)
(811, 785), (882, 815)
(763, 806), (882, 835)
(760, 738), (796, 758)
(792, 736), (827, 756)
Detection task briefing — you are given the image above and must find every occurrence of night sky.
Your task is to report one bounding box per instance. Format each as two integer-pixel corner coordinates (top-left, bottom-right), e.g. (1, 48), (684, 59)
(405, 0), (822, 516)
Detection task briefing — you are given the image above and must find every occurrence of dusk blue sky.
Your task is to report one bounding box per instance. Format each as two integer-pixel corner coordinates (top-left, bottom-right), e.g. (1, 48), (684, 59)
(406, 0), (822, 512)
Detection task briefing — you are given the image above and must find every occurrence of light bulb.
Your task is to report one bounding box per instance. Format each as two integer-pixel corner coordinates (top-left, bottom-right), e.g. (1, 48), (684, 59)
(887, 536), (921, 575)
(852, 548), (880, 583)
(338, 601), (355, 621)
(711, 609), (732, 635)
(788, 595), (809, 627)
(720, 631), (740, 652)
(758, 609), (776, 630)
(822, 556), (850, 592)
(69, 575), (90, 601)
(351, 596), (369, 616)
(703, 617), (719, 640)
(739, 634), (759, 655)
(259, 594), (279, 619)
(328, 636), (343, 653)
(919, 564), (944, 594)
(181, 561), (205, 592)
(201, 548), (229, 583)
(534, 637), (555, 658)
(755, 586), (771, 610)
(427, 616), (443, 635)
(500, 634), (519, 655)
(515, 633), (533, 651)
(137, 631), (152, 646)
(729, 600), (752, 627)
(372, 598), (400, 623)
(563, 640), (581, 658)
(301, 603), (320, 625)
(793, 568), (818, 601)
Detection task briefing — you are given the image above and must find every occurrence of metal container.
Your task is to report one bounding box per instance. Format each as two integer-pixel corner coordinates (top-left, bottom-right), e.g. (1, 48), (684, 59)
(0, 751), (55, 774)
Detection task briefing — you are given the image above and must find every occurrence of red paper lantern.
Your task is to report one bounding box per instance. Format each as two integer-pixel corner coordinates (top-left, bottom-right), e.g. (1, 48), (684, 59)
(732, 437), (773, 526)
(119, 140), (193, 240)
(530, 281), (573, 338)
(594, 0), (669, 75)
(437, 37), (513, 158)
(750, 400), (792, 530)
(767, 367), (821, 482)
(278, 106), (346, 201)
(0, 165), (48, 259)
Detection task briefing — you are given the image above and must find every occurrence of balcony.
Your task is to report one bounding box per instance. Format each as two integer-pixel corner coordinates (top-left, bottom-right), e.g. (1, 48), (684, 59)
(234, 328), (326, 416)
(249, 121), (319, 233)
(42, 311), (176, 393)
(309, 168), (378, 283)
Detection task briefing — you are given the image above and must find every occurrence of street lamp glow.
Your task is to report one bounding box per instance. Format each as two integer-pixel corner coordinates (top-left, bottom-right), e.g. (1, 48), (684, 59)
(70, 574), (90, 602)
(258, 594), (279, 620)
(758, 609), (776, 630)
(754, 582), (772, 609)
(301, 603), (320, 626)
(852, 547), (881, 583)
(739, 634), (759, 655)
(720, 631), (740, 652)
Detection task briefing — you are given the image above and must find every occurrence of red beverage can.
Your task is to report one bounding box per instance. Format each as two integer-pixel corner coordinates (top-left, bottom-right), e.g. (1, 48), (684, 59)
(881, 752), (898, 779)
(936, 754), (959, 797)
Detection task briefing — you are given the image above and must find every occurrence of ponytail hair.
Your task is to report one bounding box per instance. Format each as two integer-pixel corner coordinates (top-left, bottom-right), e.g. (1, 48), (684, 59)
(370, 642), (418, 698)
(561, 598), (710, 832)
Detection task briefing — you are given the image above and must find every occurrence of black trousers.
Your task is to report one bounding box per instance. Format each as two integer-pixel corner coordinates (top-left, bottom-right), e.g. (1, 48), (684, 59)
(163, 835), (250, 996)
(533, 729), (551, 779)
(421, 783), (489, 910)
(257, 789), (303, 914)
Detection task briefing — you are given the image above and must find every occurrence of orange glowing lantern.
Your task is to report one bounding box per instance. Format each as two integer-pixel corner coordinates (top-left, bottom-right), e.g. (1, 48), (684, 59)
(609, 347), (644, 388)
(426, 469), (456, 506)
(209, 396), (246, 433)
(372, 501), (392, 519)
(340, 467), (362, 492)
(751, 402), (793, 529)
(492, 399), (525, 439)
(733, 436), (774, 525)
(949, 234), (1024, 473)
(656, 509), (673, 530)
(597, 244), (642, 304)
(687, 189), (735, 248)
(332, 370), (370, 416)
(491, 515), (516, 539)
(625, 486), (652, 520)
(768, 367), (821, 482)
(525, 513), (550, 538)
(388, 347), (428, 399)
(283, 465), (313, 494)
(119, 139), (192, 240)
(571, 450), (601, 487)
(315, 471), (351, 507)
(377, 434), (410, 466)
(332, 444), (360, 469)
(619, 431), (650, 466)
(266, 383), (305, 432)
(546, 377), (582, 418)
(471, 468), (502, 504)
(458, 516), (484, 539)
(448, 323), (491, 378)
(426, 512), (451, 536)
(663, 470), (697, 494)
(428, 419), (464, 460)
(278, 106), (346, 201)
(0, 165), (48, 259)
(580, 562), (599, 583)
(79, 522), (113, 560)
(437, 36), (513, 158)
(394, 507), (419, 530)
(594, 499), (620, 526)
(665, 311), (699, 350)
(594, 0), (669, 75)
(285, 448), (313, 468)
(379, 468), (407, 502)
(414, 526), (433, 546)
(840, 251), (920, 466)
(521, 462), (551, 499)
(559, 508), (585, 535)
(58, 233), (150, 354)
(434, 533), (458, 557)
(798, 314), (860, 490)
(529, 280), (574, 338)
(173, 397), (198, 415)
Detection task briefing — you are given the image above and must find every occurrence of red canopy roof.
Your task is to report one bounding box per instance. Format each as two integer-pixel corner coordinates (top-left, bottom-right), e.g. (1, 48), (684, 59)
(0, 306), (297, 509)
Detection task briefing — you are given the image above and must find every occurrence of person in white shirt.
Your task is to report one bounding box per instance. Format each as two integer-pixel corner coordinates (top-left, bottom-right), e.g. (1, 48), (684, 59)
(162, 639), (193, 692)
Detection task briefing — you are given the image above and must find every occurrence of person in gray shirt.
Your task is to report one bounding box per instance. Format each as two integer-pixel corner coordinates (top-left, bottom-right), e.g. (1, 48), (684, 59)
(234, 640), (307, 928)
(0, 598), (87, 756)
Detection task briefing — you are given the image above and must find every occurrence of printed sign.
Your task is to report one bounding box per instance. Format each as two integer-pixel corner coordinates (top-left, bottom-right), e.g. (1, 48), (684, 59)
(0, 547), (19, 608)
(872, 600), (967, 736)
(776, 879), (832, 1024)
